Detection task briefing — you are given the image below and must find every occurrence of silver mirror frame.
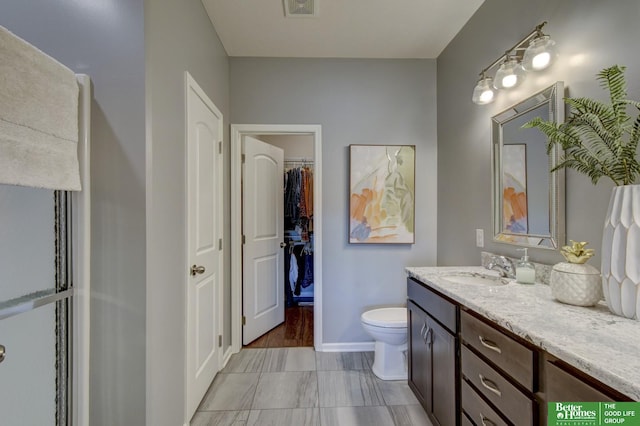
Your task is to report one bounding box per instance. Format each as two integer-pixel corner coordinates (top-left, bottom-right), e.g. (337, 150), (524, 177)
(491, 81), (565, 250)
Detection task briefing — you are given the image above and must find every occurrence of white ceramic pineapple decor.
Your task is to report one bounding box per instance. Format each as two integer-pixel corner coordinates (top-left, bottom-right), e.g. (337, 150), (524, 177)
(551, 241), (603, 307)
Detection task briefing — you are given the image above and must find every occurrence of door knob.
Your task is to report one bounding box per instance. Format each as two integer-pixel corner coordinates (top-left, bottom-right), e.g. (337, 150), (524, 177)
(190, 265), (206, 276)
(280, 242), (287, 248)
(0, 344), (5, 363)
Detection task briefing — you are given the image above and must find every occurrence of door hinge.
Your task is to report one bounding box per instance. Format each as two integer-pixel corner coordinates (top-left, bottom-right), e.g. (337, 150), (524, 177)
(242, 235), (246, 244)
(218, 238), (222, 250)
(218, 141), (222, 154)
(242, 154), (246, 163)
(242, 316), (246, 326)
(218, 335), (222, 348)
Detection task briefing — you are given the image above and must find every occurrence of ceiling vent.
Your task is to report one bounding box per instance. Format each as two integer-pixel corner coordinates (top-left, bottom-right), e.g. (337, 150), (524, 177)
(284, 0), (318, 17)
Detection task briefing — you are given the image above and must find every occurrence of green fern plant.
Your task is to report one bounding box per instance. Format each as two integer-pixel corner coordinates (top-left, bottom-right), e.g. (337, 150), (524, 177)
(524, 65), (640, 186)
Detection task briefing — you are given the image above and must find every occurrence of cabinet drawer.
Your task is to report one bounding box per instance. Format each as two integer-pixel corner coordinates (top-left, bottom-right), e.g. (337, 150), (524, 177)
(407, 277), (457, 333)
(462, 346), (534, 426)
(461, 310), (534, 390)
(461, 413), (474, 426)
(546, 361), (615, 402)
(461, 379), (508, 426)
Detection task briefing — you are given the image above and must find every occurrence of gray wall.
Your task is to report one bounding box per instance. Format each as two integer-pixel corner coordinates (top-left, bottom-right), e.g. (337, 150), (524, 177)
(4, 1), (230, 423)
(1, 1), (147, 425)
(230, 58), (438, 344)
(260, 135), (315, 159)
(145, 0), (229, 424)
(437, 0), (640, 267)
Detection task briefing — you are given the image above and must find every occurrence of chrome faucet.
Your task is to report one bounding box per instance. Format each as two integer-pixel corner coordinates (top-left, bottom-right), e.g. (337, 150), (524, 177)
(486, 255), (516, 279)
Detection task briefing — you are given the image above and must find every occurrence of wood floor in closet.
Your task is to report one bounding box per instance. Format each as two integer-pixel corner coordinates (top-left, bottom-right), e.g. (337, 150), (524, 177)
(244, 306), (314, 348)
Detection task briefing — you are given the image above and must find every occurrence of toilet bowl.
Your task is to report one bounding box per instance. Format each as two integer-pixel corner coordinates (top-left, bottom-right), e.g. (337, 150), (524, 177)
(361, 307), (408, 380)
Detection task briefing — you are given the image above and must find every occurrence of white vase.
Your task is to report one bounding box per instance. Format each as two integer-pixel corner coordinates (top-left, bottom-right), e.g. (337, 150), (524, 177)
(550, 262), (602, 306)
(601, 184), (640, 319)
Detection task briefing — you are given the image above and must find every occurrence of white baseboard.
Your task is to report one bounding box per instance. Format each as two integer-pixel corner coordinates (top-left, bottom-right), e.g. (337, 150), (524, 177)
(317, 341), (375, 352)
(222, 346), (236, 369)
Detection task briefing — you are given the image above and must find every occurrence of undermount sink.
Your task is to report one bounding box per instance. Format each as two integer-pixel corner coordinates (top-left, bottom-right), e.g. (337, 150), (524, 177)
(440, 271), (509, 286)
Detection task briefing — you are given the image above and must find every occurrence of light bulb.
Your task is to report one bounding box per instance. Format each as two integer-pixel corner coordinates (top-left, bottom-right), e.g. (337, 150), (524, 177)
(501, 74), (518, 88)
(532, 52), (551, 70)
(479, 89), (494, 103)
(522, 35), (556, 71)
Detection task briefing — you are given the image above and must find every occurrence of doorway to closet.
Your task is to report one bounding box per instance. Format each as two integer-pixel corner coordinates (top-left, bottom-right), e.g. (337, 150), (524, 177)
(248, 134), (315, 348)
(231, 125), (323, 354)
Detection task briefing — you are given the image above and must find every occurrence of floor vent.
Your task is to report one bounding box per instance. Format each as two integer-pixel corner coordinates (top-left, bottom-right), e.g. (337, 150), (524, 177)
(284, 0), (318, 17)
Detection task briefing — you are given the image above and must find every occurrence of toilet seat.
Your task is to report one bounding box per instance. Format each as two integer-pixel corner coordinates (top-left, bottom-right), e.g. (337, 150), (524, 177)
(361, 307), (407, 328)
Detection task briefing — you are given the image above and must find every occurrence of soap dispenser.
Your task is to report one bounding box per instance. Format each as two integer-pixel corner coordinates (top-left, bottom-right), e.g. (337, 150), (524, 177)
(515, 248), (536, 284)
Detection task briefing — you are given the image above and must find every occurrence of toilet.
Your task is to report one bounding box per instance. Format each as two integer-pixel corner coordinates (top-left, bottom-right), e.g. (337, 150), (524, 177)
(360, 307), (408, 380)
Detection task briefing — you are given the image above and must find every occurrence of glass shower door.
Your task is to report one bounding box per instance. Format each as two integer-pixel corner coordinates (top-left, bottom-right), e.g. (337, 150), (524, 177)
(0, 185), (72, 426)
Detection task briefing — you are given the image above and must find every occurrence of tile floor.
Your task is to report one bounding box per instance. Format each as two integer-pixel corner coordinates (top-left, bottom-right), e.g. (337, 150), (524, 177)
(192, 348), (433, 426)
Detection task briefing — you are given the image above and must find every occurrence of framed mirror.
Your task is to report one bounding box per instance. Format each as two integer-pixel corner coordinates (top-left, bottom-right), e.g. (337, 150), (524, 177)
(492, 82), (565, 249)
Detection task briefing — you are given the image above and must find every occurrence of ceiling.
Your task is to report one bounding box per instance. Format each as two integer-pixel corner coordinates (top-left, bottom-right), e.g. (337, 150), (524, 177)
(201, 0), (485, 59)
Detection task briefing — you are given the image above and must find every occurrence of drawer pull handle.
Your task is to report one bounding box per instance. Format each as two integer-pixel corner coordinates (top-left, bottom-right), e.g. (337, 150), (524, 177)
(421, 322), (432, 344)
(478, 374), (502, 397)
(425, 326), (432, 345)
(478, 336), (502, 354)
(480, 414), (497, 426)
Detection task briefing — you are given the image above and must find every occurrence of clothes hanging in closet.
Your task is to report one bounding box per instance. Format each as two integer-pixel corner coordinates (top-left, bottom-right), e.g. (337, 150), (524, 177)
(284, 165), (314, 306)
(300, 251), (314, 289)
(284, 166), (313, 240)
(286, 242), (314, 298)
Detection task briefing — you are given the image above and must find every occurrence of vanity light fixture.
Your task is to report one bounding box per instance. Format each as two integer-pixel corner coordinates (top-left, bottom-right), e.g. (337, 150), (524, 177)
(472, 22), (556, 105)
(493, 55), (525, 90)
(471, 73), (496, 105)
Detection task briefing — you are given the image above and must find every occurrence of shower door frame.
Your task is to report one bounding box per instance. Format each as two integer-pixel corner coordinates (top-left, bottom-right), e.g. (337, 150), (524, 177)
(0, 74), (91, 426)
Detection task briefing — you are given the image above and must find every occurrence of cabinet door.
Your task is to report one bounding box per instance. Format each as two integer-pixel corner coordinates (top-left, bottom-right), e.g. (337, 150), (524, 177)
(407, 301), (431, 412)
(431, 315), (457, 426)
(408, 301), (457, 426)
(408, 301), (432, 412)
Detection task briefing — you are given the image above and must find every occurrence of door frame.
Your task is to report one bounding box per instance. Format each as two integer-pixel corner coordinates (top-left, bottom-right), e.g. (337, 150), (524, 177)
(231, 124), (322, 353)
(73, 74), (92, 426)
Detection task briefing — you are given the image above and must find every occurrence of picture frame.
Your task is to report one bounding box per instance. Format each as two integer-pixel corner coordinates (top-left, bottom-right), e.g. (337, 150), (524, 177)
(502, 143), (528, 234)
(349, 144), (415, 244)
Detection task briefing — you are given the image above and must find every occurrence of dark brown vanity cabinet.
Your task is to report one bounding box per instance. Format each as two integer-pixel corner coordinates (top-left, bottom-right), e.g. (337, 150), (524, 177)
(540, 356), (631, 421)
(407, 276), (634, 426)
(407, 278), (458, 426)
(460, 310), (537, 426)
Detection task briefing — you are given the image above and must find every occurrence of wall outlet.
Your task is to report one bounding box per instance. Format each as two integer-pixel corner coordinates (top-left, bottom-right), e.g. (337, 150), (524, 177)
(475, 229), (484, 248)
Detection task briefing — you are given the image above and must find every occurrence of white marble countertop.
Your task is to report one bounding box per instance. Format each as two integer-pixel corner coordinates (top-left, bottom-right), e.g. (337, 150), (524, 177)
(406, 266), (640, 400)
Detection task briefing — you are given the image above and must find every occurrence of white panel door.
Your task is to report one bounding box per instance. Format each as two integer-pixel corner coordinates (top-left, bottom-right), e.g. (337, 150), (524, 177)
(185, 73), (223, 421)
(242, 136), (284, 345)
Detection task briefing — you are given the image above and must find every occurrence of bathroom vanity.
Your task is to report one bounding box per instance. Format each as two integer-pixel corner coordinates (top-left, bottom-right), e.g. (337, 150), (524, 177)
(406, 266), (638, 426)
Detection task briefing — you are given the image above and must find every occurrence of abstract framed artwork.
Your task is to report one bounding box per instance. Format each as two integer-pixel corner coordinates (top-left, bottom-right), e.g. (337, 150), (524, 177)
(349, 144), (415, 244)
(502, 143), (528, 234)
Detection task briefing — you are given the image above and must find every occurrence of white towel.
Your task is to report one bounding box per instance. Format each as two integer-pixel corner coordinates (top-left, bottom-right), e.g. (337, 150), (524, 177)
(0, 25), (80, 191)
